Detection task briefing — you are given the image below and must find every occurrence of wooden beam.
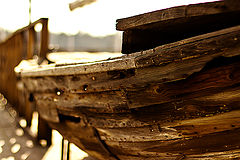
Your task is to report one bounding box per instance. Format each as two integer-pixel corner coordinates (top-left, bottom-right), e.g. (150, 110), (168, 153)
(39, 18), (49, 61)
(116, 1), (240, 31)
(26, 27), (36, 59)
(116, 1), (240, 54)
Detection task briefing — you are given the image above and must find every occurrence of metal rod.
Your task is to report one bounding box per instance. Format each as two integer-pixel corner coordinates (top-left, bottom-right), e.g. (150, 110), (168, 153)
(29, 0), (31, 24)
(61, 138), (64, 160)
(67, 142), (70, 160)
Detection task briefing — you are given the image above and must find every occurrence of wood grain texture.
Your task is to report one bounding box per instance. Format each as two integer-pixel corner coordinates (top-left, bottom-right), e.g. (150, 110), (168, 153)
(117, 1), (240, 53)
(18, 6), (240, 159)
(19, 25), (240, 78)
(28, 55), (240, 159)
(116, 1), (240, 31)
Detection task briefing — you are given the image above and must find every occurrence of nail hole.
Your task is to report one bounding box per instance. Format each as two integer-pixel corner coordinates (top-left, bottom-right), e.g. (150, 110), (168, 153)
(83, 85), (88, 91)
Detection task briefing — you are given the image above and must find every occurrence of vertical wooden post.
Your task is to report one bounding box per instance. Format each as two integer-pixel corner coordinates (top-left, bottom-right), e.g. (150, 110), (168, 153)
(25, 27), (36, 126)
(15, 33), (25, 117)
(27, 27), (35, 59)
(37, 18), (52, 145)
(38, 116), (52, 146)
(40, 18), (49, 60)
(24, 93), (33, 127)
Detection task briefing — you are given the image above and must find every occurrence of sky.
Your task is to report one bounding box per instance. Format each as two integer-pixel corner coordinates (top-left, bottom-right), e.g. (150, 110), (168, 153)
(0, 0), (216, 37)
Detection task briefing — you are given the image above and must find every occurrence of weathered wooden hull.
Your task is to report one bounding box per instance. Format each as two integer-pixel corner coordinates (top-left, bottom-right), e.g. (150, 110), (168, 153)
(16, 1), (240, 159)
(16, 24), (240, 159)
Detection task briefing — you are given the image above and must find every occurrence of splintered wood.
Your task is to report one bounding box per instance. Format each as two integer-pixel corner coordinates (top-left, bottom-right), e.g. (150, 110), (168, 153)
(19, 25), (240, 159)
(18, 1), (240, 160)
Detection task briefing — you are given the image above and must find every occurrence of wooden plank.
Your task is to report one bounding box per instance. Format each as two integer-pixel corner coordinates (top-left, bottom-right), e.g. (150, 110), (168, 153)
(53, 83), (240, 129)
(0, 18), (48, 44)
(116, 1), (240, 31)
(117, 1), (240, 53)
(52, 110), (240, 159)
(34, 91), (127, 113)
(98, 125), (181, 142)
(128, 56), (240, 108)
(27, 27), (36, 59)
(43, 84), (240, 159)
(105, 128), (240, 158)
(19, 25), (240, 78)
(20, 25), (240, 111)
(18, 57), (135, 77)
(24, 57), (240, 117)
(170, 110), (240, 136)
(97, 110), (240, 142)
(135, 25), (240, 67)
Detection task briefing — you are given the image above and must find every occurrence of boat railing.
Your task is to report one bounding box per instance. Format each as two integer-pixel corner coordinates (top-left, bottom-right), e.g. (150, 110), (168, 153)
(0, 18), (51, 145)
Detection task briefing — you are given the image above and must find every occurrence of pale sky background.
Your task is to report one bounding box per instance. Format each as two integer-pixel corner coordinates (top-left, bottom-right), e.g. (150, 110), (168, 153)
(0, 0), (216, 37)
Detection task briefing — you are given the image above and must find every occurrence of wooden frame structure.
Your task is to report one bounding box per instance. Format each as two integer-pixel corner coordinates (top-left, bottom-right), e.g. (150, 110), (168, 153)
(0, 18), (51, 144)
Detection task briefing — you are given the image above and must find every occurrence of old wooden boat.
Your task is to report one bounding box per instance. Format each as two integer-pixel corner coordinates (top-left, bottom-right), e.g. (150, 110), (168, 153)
(16, 1), (240, 159)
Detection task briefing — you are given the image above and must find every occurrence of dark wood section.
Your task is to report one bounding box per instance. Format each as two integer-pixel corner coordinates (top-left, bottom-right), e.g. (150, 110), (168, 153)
(22, 25), (240, 96)
(40, 55), (240, 159)
(116, 1), (240, 31)
(116, 1), (240, 54)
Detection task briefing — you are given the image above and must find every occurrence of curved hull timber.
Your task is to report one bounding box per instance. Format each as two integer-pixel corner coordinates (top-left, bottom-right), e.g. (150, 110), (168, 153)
(17, 22), (240, 159)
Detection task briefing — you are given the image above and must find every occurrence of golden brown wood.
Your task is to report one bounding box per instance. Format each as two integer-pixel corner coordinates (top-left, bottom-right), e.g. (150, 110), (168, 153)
(40, 18), (49, 61)
(16, 2), (240, 159)
(20, 27), (240, 159)
(117, 1), (240, 53)
(116, 1), (240, 31)
(27, 27), (36, 59)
